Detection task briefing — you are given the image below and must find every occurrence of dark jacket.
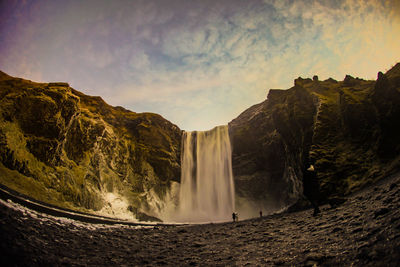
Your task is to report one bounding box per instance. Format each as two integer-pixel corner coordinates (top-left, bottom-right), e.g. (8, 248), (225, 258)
(303, 168), (320, 201)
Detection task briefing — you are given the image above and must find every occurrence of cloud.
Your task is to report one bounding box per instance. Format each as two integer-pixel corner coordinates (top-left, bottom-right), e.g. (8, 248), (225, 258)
(129, 51), (150, 70)
(1, 0), (399, 130)
(91, 0), (400, 130)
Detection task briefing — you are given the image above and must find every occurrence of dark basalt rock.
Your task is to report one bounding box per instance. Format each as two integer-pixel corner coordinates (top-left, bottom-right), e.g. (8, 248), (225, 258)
(229, 82), (318, 209)
(372, 70), (400, 160)
(374, 207), (389, 218)
(1, 63), (400, 219)
(229, 63), (400, 211)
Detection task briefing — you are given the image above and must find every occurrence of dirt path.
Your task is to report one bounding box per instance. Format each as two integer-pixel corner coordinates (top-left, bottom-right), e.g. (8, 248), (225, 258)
(1, 173), (400, 266)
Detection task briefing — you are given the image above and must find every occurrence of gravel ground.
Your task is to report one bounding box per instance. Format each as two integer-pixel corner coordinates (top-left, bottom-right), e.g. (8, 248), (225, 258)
(1, 173), (400, 266)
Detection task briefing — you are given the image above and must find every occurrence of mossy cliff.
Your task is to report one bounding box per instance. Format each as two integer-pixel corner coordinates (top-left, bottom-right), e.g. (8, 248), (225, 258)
(1, 63), (399, 220)
(0, 71), (181, 221)
(229, 63), (400, 211)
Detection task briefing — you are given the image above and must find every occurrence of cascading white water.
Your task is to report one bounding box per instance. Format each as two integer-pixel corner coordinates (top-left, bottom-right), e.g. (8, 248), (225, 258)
(177, 125), (235, 223)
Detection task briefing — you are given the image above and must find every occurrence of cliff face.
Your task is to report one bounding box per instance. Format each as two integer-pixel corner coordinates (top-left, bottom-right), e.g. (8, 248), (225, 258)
(0, 71), (182, 220)
(229, 64), (400, 211)
(2, 63), (399, 220)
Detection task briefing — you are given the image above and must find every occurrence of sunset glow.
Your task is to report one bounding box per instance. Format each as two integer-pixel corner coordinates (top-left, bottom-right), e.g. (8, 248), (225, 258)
(1, 0), (399, 130)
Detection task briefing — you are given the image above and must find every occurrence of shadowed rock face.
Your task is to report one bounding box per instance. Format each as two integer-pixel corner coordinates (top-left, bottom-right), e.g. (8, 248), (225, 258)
(229, 84), (317, 210)
(0, 71), (182, 220)
(229, 63), (400, 210)
(1, 63), (399, 219)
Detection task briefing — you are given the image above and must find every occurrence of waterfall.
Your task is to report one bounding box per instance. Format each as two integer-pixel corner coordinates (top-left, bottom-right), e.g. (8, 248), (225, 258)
(177, 125), (235, 223)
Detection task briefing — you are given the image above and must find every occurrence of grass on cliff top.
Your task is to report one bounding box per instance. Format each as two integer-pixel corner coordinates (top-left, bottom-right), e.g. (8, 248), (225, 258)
(0, 163), (80, 211)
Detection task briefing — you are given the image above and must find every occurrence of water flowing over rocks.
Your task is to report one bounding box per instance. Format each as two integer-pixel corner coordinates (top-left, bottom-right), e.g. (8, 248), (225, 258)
(177, 126), (235, 223)
(1, 62), (400, 264)
(1, 63), (400, 223)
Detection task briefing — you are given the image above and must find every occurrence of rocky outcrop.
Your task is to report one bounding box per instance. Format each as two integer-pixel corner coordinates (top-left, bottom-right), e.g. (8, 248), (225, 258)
(2, 63), (399, 220)
(229, 63), (400, 211)
(229, 82), (317, 211)
(0, 71), (182, 220)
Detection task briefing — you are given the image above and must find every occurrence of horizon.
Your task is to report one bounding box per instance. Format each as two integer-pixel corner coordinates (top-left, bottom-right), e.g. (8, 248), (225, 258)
(1, 0), (400, 131)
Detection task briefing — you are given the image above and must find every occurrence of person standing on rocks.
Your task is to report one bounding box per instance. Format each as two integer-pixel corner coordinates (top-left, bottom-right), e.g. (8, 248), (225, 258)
(303, 163), (321, 216)
(232, 212), (236, 222)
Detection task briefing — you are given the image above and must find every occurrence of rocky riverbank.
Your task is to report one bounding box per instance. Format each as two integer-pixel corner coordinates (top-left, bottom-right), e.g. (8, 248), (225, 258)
(1, 172), (399, 266)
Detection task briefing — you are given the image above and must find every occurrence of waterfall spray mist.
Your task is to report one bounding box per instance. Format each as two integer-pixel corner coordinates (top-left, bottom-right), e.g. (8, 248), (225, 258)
(177, 125), (235, 223)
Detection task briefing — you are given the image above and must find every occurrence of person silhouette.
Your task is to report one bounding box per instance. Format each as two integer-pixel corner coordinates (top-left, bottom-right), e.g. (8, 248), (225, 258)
(232, 212), (236, 222)
(303, 164), (321, 216)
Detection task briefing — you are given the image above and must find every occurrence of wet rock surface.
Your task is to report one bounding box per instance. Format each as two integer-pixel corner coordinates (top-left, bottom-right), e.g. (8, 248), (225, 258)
(1, 173), (400, 266)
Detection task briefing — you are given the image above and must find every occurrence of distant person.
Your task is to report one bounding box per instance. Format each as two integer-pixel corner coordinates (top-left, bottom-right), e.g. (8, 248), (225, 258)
(232, 212), (236, 222)
(303, 164), (321, 216)
(259, 210), (262, 218)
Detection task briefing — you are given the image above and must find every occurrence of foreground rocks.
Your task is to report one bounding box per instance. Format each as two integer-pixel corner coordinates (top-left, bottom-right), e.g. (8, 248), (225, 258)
(1, 173), (400, 266)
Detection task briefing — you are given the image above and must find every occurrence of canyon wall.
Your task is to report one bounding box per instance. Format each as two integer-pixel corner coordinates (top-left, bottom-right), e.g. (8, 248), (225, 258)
(1, 63), (399, 220)
(0, 71), (182, 221)
(229, 63), (400, 212)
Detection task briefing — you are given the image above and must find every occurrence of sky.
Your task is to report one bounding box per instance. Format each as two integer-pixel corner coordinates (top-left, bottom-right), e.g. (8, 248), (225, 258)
(0, 0), (399, 131)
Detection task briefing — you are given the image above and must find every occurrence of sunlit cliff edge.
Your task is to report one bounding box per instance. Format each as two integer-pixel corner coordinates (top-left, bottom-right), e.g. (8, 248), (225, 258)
(0, 63), (399, 221)
(229, 63), (400, 212)
(0, 71), (181, 221)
